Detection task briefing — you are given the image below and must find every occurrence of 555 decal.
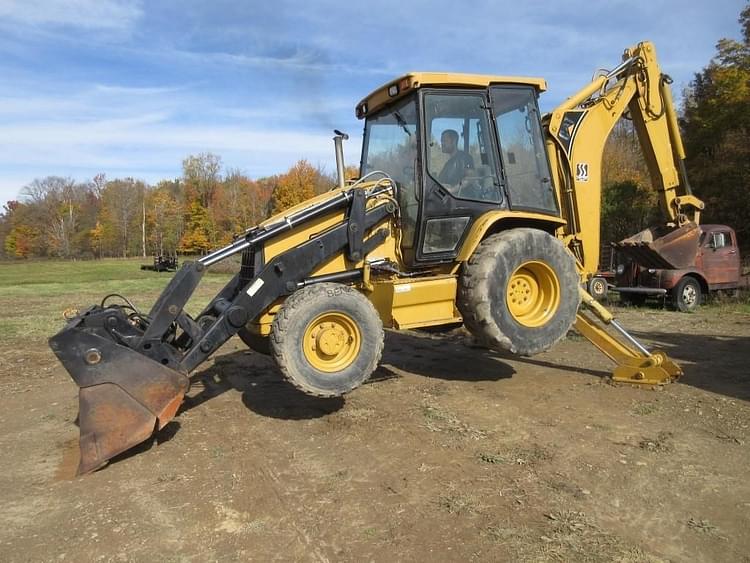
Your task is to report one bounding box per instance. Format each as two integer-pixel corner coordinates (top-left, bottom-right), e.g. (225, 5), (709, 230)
(575, 162), (589, 182)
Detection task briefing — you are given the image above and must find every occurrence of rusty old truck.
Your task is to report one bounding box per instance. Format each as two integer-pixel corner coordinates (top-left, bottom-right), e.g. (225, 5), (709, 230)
(605, 223), (743, 311)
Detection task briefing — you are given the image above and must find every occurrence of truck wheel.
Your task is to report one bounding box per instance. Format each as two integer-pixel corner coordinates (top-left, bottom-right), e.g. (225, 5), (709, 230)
(672, 277), (701, 312)
(588, 276), (608, 301)
(271, 283), (384, 397)
(458, 228), (580, 356)
(238, 328), (271, 355)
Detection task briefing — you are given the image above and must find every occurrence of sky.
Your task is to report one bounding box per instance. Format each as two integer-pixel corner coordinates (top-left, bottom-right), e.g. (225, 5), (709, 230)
(0, 0), (746, 207)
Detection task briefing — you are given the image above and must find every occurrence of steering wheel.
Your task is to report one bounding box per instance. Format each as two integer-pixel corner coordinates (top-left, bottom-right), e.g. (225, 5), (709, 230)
(456, 177), (489, 200)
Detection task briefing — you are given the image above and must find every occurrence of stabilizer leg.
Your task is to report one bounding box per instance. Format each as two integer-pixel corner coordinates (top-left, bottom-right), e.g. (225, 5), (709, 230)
(576, 287), (682, 385)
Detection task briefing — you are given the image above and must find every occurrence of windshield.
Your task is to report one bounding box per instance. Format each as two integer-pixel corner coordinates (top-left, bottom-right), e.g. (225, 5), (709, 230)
(361, 95), (418, 180)
(361, 94), (419, 247)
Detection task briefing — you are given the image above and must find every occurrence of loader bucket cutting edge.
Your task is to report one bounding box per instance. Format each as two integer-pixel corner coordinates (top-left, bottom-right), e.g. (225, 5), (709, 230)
(49, 318), (189, 475)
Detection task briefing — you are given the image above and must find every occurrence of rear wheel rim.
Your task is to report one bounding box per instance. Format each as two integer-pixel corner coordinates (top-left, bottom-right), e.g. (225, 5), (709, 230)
(682, 284), (697, 306)
(302, 312), (361, 372)
(506, 261), (561, 327)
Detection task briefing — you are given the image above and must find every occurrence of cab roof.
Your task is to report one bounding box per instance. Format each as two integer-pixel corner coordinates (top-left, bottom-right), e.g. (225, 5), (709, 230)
(356, 72), (547, 119)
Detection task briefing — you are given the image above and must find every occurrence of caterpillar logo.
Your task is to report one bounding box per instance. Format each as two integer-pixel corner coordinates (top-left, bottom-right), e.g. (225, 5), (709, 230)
(576, 162), (589, 182)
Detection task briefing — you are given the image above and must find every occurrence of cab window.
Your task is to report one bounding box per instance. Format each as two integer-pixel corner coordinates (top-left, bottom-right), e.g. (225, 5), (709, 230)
(490, 86), (557, 213)
(711, 232), (731, 249)
(424, 93), (502, 204)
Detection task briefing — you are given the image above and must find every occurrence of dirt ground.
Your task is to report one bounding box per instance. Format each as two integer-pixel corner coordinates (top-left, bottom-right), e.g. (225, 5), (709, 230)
(0, 306), (748, 562)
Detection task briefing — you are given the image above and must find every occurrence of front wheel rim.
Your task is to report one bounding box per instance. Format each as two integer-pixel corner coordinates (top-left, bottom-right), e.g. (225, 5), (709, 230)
(506, 261), (561, 327)
(302, 312), (361, 372)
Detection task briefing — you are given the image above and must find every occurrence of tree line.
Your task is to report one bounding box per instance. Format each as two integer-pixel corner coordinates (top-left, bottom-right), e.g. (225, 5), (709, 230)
(0, 155), (345, 259)
(1, 4), (748, 259)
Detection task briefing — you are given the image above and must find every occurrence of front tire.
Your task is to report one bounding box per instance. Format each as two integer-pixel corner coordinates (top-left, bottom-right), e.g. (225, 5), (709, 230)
(672, 277), (701, 312)
(458, 228), (580, 356)
(271, 283), (384, 397)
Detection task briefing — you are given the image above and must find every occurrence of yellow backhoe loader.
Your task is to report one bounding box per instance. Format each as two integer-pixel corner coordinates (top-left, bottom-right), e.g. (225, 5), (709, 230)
(51, 41), (694, 475)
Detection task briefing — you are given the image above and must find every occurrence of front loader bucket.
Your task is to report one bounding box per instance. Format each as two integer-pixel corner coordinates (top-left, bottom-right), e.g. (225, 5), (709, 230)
(49, 317), (189, 475)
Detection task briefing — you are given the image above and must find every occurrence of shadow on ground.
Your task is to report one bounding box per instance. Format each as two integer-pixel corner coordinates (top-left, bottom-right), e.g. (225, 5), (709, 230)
(178, 329), (515, 421)
(630, 329), (750, 401)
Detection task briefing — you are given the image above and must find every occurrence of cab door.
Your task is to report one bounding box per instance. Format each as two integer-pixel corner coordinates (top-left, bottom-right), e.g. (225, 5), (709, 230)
(489, 86), (558, 214)
(415, 89), (505, 263)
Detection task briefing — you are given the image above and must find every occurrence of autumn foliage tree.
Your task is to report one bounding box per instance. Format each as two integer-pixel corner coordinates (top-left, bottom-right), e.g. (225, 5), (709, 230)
(271, 160), (318, 213)
(0, 154), (320, 259)
(178, 200), (212, 254)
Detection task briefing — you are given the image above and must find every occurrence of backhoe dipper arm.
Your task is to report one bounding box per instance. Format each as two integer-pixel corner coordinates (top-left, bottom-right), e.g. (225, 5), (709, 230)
(546, 41), (704, 275)
(542, 42), (690, 386)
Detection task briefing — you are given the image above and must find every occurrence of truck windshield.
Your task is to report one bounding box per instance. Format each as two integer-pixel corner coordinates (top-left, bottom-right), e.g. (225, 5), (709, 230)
(361, 95), (419, 247)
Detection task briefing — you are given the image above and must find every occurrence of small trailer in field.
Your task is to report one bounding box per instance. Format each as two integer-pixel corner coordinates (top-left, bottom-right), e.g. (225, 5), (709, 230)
(140, 255), (179, 272)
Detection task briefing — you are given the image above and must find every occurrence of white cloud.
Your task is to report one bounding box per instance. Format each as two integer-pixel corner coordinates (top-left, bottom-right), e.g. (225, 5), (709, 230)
(0, 0), (142, 31)
(0, 112), (359, 203)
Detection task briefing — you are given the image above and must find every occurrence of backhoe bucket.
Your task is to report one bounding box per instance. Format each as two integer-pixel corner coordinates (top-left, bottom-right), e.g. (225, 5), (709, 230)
(613, 222), (700, 270)
(49, 316), (189, 475)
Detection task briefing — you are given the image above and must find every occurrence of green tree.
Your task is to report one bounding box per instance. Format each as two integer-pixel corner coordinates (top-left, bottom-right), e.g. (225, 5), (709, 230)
(600, 120), (655, 244)
(681, 3), (750, 245)
(601, 180), (660, 243)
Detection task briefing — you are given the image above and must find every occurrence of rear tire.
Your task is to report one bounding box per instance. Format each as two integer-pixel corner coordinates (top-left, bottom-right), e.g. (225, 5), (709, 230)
(672, 277), (701, 312)
(271, 283), (384, 397)
(458, 228), (580, 356)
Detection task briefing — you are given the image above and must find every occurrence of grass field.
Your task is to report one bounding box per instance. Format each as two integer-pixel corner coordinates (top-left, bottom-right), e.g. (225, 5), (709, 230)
(0, 258), (233, 341)
(1, 258), (747, 341)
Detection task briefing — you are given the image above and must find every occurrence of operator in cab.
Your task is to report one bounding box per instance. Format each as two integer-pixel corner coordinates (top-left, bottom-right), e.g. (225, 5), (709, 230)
(438, 129), (474, 186)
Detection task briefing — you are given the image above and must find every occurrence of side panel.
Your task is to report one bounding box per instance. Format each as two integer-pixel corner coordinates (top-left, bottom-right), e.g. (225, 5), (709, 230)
(369, 275), (462, 329)
(262, 202), (400, 278)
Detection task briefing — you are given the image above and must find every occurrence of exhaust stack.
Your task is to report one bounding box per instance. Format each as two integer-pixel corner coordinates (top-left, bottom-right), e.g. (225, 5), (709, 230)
(333, 129), (349, 189)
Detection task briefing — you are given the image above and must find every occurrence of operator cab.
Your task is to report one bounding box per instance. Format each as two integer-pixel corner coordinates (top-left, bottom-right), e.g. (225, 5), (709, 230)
(358, 73), (559, 265)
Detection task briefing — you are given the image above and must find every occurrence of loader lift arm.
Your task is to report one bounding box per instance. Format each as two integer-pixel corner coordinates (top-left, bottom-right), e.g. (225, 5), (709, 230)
(50, 182), (396, 474)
